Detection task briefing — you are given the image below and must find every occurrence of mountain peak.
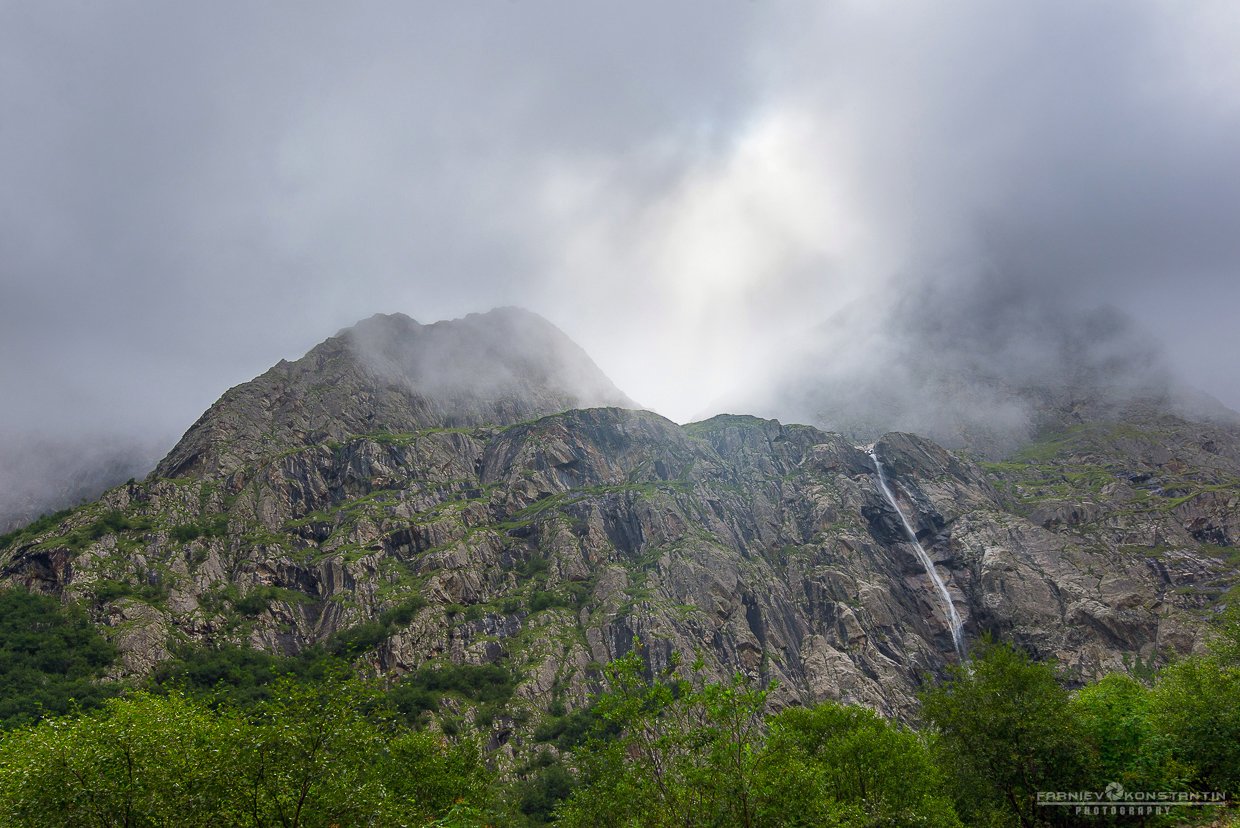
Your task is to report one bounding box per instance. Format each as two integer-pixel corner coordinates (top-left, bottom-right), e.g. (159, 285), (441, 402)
(155, 307), (636, 478)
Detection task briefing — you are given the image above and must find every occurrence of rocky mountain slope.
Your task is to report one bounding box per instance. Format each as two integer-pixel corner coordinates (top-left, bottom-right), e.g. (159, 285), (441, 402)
(1, 309), (1236, 727)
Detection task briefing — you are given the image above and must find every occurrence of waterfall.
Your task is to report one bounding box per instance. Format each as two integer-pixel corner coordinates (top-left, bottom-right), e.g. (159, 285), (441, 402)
(869, 448), (966, 658)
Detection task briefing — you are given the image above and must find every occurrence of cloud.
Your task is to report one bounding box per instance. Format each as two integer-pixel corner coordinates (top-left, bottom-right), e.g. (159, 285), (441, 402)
(522, 1), (1240, 420)
(528, 106), (879, 419)
(1, 1), (1239, 518)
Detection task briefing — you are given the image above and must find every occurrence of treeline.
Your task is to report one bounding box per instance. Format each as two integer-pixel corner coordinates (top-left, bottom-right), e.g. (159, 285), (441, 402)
(0, 587), (1236, 826)
(549, 625), (1240, 828)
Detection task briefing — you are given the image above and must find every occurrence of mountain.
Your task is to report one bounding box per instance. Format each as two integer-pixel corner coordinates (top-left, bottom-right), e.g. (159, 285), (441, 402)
(157, 308), (637, 479)
(0, 308), (1236, 723)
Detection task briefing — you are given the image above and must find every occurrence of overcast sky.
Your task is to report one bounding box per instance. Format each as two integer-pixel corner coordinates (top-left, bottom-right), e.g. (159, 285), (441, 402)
(2, 0), (1239, 461)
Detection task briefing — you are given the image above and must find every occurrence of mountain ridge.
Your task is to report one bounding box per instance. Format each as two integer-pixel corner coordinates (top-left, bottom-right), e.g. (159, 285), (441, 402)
(0, 307), (1236, 725)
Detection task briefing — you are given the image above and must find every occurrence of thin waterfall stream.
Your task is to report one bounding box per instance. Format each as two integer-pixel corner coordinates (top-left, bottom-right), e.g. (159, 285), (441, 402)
(869, 448), (966, 658)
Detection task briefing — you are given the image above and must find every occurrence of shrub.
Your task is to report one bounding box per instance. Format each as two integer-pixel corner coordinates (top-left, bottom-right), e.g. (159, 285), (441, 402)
(329, 621), (390, 656)
(378, 594), (427, 627)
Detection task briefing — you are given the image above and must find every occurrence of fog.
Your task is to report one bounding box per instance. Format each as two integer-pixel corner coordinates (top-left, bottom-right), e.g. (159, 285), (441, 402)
(2, 1), (1239, 524)
(718, 279), (1200, 456)
(345, 308), (634, 414)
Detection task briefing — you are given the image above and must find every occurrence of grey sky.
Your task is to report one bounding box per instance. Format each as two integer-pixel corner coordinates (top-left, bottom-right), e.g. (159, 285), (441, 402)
(2, 0), (1238, 462)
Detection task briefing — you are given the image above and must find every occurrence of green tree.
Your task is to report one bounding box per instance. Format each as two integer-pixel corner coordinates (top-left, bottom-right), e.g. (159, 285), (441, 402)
(385, 728), (493, 825)
(758, 703), (962, 827)
(0, 692), (244, 826)
(557, 645), (961, 828)
(0, 681), (493, 826)
(555, 647), (771, 828)
(150, 641), (295, 708)
(1069, 673), (1182, 793)
(919, 639), (1085, 828)
(504, 751), (577, 826)
(1147, 603), (1240, 794)
(232, 676), (493, 826)
(236, 678), (394, 826)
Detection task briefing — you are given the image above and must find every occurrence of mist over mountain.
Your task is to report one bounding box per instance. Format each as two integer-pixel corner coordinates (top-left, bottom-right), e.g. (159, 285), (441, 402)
(4, 1), (1240, 471)
(156, 308), (635, 479)
(347, 308), (637, 419)
(0, 437), (164, 534)
(718, 281), (1237, 456)
(3, 291), (1232, 531)
(0, 308), (632, 529)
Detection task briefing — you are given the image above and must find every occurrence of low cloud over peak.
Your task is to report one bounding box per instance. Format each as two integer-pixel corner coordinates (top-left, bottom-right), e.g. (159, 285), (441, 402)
(2, 1), (1238, 514)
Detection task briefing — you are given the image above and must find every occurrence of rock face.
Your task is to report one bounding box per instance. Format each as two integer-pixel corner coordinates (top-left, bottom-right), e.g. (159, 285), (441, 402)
(1, 310), (1236, 723)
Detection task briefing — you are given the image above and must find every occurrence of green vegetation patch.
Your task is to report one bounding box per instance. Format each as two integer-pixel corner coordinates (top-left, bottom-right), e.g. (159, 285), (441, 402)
(389, 661), (517, 726)
(0, 588), (119, 728)
(1, 596), (1239, 827)
(0, 681), (493, 826)
(21, 509), (156, 554)
(92, 578), (169, 607)
(169, 515), (229, 543)
(353, 426), (479, 446)
(232, 584), (310, 616)
(0, 509), (75, 551)
(682, 413), (774, 438)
